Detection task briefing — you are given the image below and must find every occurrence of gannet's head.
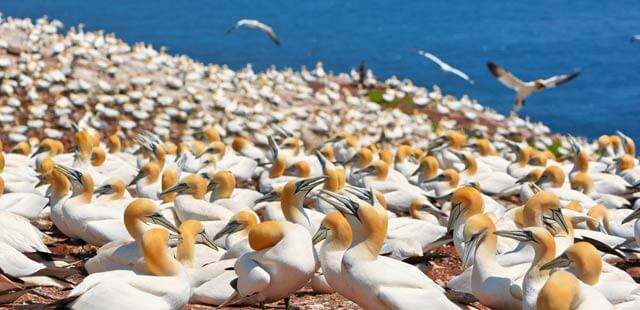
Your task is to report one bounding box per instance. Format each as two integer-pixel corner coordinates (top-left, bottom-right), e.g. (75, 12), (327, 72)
(538, 166), (565, 188)
(462, 214), (495, 269)
(177, 220), (218, 267)
(73, 131), (93, 160)
(205, 170), (236, 199)
(539, 242), (601, 285)
(213, 210), (259, 241)
(284, 160), (311, 178)
(107, 134), (121, 153)
(141, 228), (178, 276)
(344, 147), (372, 168)
(91, 147), (106, 167)
(536, 271), (582, 310)
(569, 172), (594, 195)
(160, 174), (207, 200)
(94, 177), (126, 200)
(354, 160), (389, 181)
(11, 141), (30, 156)
(312, 211), (352, 248)
(447, 186), (484, 232)
(523, 192), (568, 234)
(281, 176), (327, 208)
(124, 198), (179, 241)
(249, 221), (285, 251)
(412, 155), (439, 179)
(129, 161), (161, 186)
(494, 227), (556, 265)
(409, 197), (447, 219)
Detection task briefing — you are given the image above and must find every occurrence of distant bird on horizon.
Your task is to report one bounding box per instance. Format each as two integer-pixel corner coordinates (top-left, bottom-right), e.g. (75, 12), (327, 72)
(630, 35), (640, 43)
(487, 62), (579, 112)
(226, 19), (280, 46)
(417, 50), (474, 84)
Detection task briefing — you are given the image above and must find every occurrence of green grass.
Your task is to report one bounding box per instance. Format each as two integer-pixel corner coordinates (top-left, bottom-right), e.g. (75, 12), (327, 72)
(367, 90), (416, 113)
(546, 140), (562, 158)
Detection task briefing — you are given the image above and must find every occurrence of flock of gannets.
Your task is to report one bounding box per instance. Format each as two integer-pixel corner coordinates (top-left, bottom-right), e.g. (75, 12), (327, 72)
(1, 15), (639, 310)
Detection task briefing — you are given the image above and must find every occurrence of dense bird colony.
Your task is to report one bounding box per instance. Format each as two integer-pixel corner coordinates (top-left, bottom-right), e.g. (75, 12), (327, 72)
(1, 15), (639, 310)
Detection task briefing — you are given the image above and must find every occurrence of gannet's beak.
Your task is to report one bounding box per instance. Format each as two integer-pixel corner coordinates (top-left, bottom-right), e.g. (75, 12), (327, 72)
(315, 151), (328, 171)
(55, 164), (84, 185)
(148, 212), (180, 234)
(213, 220), (243, 241)
(198, 230), (219, 251)
(318, 190), (361, 221)
(411, 165), (422, 176)
(428, 136), (446, 151)
(462, 229), (487, 270)
(516, 174), (534, 184)
(622, 208), (640, 224)
(312, 226), (329, 245)
(421, 173), (447, 184)
(550, 208), (569, 234)
(254, 190), (280, 204)
(494, 230), (536, 242)
(31, 146), (47, 158)
(294, 176), (327, 194)
(446, 202), (462, 232)
(539, 253), (571, 271)
(128, 169), (148, 187)
(94, 184), (115, 197)
(158, 182), (188, 197)
(418, 203), (447, 218)
(323, 135), (342, 145)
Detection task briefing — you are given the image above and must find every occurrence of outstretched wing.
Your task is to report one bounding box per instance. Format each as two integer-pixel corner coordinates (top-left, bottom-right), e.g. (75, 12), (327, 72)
(487, 62), (526, 91)
(257, 24), (280, 46)
(537, 71), (579, 89)
(446, 66), (473, 84)
(419, 51), (447, 68)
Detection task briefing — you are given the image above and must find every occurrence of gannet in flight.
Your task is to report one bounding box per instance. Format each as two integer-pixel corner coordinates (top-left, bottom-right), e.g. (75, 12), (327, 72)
(226, 19), (280, 46)
(487, 62), (579, 112)
(418, 50), (474, 84)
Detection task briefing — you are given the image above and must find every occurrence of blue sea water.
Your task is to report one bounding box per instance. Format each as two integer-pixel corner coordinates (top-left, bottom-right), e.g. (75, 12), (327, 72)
(2, 0), (640, 141)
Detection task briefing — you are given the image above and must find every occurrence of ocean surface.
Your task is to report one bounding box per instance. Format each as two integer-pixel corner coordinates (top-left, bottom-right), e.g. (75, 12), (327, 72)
(3, 0), (640, 141)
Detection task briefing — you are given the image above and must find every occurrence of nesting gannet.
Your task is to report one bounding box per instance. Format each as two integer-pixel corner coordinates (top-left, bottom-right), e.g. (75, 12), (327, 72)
(487, 62), (579, 112)
(61, 229), (191, 310)
(494, 228), (556, 310)
(541, 242), (640, 306)
(536, 271), (612, 310)
(320, 191), (459, 309)
(462, 214), (524, 309)
(221, 221), (316, 308)
(312, 211), (355, 300)
(84, 199), (180, 274)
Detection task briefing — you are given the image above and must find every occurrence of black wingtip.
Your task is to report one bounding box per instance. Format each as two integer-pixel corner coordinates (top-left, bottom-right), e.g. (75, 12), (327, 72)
(487, 62), (500, 77)
(575, 236), (626, 259)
